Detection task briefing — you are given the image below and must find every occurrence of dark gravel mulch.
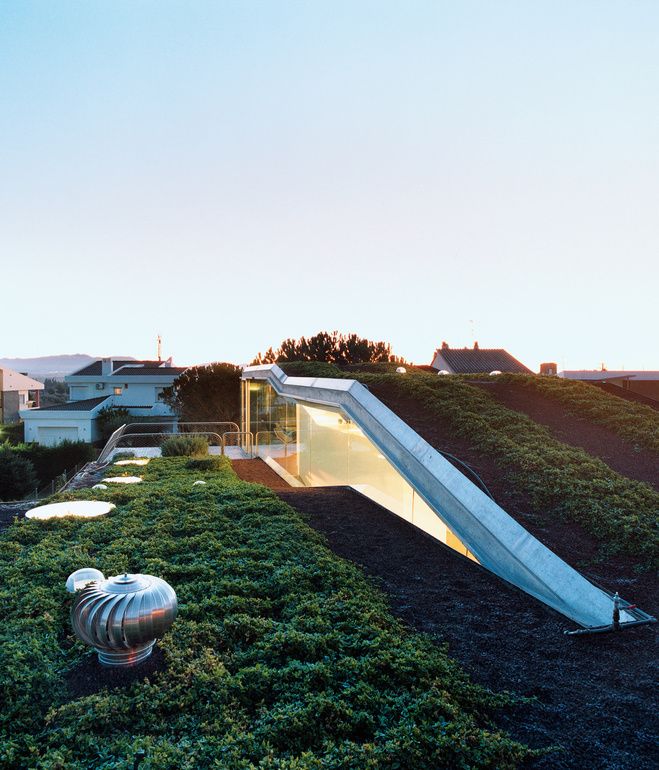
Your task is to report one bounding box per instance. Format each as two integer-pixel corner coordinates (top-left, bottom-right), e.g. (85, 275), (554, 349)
(232, 460), (658, 770)
(65, 647), (166, 699)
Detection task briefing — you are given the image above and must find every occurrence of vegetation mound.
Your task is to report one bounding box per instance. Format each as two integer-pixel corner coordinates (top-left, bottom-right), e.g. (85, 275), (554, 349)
(280, 363), (658, 567)
(0, 457), (530, 769)
(496, 373), (659, 452)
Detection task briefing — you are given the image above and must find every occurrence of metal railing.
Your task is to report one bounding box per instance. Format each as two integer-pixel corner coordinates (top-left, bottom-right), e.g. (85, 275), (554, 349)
(221, 431), (254, 457)
(97, 424), (128, 464)
(113, 431), (223, 450)
(123, 421), (240, 435)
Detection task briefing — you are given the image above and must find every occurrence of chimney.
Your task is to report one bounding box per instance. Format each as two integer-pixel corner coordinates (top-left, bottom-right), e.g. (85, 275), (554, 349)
(101, 358), (112, 375)
(540, 362), (557, 376)
(441, 341), (449, 349)
(473, 341), (479, 350)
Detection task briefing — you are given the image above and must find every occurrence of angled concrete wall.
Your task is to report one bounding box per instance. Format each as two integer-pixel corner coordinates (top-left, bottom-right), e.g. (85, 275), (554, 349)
(242, 364), (641, 629)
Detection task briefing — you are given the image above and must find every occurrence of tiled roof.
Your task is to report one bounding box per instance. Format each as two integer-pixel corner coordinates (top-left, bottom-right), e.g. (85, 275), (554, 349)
(26, 396), (111, 412)
(433, 347), (531, 374)
(113, 367), (187, 377)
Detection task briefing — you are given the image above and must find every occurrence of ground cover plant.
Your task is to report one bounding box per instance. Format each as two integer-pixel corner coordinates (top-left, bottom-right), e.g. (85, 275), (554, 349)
(492, 374), (659, 452)
(281, 363), (659, 567)
(0, 457), (531, 769)
(160, 434), (209, 457)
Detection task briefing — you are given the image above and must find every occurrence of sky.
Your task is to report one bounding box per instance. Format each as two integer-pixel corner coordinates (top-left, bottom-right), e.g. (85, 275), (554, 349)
(1, 1), (657, 371)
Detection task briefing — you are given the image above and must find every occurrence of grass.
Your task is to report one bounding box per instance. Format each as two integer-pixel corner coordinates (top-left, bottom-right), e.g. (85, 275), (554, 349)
(281, 363), (659, 567)
(0, 457), (531, 769)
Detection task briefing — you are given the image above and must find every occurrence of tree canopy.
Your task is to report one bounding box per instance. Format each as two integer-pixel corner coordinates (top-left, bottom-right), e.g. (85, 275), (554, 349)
(162, 363), (242, 423)
(252, 331), (404, 366)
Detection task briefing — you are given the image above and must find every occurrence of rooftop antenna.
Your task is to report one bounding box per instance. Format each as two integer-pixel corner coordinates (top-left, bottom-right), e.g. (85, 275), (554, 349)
(157, 335), (162, 363)
(469, 319), (475, 345)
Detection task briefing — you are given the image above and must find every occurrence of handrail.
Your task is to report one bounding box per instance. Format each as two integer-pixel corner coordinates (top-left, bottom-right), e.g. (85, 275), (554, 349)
(97, 424), (128, 464)
(221, 431), (253, 457)
(124, 421), (240, 434)
(114, 431), (224, 448)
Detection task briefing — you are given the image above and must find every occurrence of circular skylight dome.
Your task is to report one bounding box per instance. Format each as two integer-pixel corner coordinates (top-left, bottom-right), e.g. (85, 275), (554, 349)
(92, 483), (108, 490)
(26, 501), (116, 521)
(489, 370), (502, 376)
(66, 567), (105, 593)
(103, 476), (143, 484)
(395, 366), (407, 374)
(192, 480), (207, 486)
(437, 370), (450, 375)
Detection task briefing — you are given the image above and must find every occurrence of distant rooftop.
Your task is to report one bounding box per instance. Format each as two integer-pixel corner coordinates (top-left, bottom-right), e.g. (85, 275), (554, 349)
(113, 366), (187, 377)
(69, 359), (183, 377)
(26, 396), (111, 412)
(560, 370), (659, 382)
(431, 343), (531, 374)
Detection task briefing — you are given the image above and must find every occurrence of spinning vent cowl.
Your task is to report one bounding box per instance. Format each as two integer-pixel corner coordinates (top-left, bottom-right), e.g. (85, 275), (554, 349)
(70, 572), (177, 667)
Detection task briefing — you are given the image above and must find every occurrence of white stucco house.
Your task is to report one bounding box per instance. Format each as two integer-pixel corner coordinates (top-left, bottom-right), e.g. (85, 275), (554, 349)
(0, 367), (44, 424)
(19, 358), (187, 446)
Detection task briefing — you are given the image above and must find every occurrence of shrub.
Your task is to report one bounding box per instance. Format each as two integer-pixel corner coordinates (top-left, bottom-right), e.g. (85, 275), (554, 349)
(12, 441), (97, 486)
(0, 444), (37, 500)
(0, 457), (531, 767)
(96, 406), (131, 441)
(161, 435), (209, 457)
(185, 456), (223, 472)
(0, 421), (24, 445)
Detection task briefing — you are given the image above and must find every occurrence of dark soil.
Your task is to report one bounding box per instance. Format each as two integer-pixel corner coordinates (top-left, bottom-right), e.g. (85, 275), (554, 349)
(232, 461), (658, 770)
(367, 383), (657, 592)
(472, 380), (658, 490)
(65, 646), (166, 699)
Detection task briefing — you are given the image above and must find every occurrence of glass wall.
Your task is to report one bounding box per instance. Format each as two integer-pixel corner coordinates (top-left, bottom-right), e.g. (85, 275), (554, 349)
(243, 379), (475, 561)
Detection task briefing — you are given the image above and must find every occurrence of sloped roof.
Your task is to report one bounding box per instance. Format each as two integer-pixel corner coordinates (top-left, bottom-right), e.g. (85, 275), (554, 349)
(25, 396), (111, 412)
(0, 367), (44, 391)
(112, 367), (187, 377)
(70, 360), (169, 376)
(433, 347), (531, 374)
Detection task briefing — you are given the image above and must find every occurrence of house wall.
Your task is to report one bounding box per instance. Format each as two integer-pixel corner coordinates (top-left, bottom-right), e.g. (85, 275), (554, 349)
(66, 379), (175, 412)
(23, 414), (97, 446)
(1, 391), (21, 424)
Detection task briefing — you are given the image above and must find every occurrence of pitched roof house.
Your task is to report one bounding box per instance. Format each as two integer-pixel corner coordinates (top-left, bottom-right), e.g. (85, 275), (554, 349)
(0, 367), (44, 424)
(20, 358), (187, 446)
(430, 342), (531, 374)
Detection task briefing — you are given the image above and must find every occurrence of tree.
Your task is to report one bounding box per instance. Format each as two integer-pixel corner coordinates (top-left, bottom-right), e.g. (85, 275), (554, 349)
(96, 407), (132, 441)
(161, 363), (242, 423)
(251, 331), (404, 366)
(0, 444), (38, 501)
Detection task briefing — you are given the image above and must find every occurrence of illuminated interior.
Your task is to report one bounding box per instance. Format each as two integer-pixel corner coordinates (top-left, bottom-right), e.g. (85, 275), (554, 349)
(244, 379), (476, 561)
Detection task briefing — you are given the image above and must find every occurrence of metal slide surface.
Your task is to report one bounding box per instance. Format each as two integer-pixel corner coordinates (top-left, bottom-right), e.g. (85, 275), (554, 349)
(243, 365), (653, 629)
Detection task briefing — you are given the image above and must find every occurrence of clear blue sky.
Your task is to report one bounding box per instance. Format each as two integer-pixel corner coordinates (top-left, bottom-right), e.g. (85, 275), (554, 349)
(1, 1), (657, 370)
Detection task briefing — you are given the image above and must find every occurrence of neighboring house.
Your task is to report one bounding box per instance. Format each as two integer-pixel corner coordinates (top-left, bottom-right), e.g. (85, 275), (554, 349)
(0, 367), (44, 424)
(20, 358), (187, 446)
(559, 370), (659, 402)
(430, 342), (532, 374)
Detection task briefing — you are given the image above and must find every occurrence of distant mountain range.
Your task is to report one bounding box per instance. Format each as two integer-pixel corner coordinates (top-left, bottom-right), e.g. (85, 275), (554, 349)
(0, 355), (134, 380)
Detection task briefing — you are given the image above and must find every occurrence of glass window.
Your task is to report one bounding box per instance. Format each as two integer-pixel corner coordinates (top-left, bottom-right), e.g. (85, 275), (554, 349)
(244, 379), (475, 561)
